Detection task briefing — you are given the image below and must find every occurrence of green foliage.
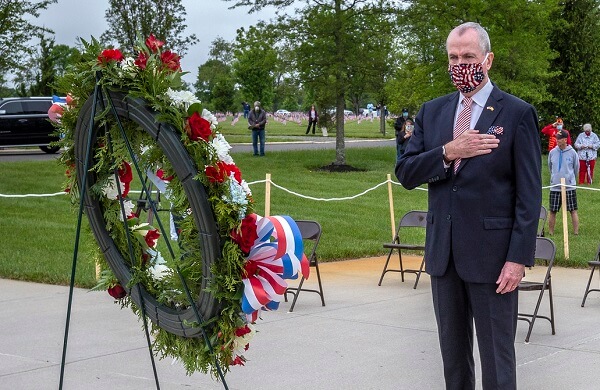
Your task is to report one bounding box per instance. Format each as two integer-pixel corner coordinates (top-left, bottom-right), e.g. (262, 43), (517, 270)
(14, 34), (57, 96)
(544, 0), (600, 132)
(50, 35), (259, 377)
(101, 0), (197, 56)
(195, 59), (236, 112)
(388, 0), (558, 114)
(232, 23), (278, 109)
(0, 0), (56, 83)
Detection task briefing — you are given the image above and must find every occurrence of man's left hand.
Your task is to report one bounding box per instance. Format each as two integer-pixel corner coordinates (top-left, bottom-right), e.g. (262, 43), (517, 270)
(495, 261), (525, 294)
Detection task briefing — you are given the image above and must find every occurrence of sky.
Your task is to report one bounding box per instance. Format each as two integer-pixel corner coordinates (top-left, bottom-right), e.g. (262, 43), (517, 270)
(38, 0), (279, 87)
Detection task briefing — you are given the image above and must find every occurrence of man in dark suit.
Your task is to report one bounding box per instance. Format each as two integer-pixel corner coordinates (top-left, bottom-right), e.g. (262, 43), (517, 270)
(396, 22), (541, 390)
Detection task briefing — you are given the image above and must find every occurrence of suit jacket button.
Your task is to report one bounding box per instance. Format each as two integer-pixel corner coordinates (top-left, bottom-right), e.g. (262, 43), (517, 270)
(452, 185), (458, 192)
(446, 215), (451, 221)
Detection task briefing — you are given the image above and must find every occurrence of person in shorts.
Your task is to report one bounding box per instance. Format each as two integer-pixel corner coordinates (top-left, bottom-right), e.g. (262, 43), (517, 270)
(548, 129), (579, 235)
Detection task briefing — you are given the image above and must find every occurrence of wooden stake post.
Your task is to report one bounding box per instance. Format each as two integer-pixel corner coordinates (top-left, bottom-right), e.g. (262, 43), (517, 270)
(387, 174), (396, 239)
(560, 178), (569, 259)
(265, 173), (271, 217)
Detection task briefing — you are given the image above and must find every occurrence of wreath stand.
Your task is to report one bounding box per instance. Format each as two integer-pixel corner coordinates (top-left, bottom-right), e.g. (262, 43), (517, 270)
(58, 72), (230, 389)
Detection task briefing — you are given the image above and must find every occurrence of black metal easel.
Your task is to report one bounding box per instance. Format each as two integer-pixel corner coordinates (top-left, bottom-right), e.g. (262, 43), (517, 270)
(58, 72), (229, 389)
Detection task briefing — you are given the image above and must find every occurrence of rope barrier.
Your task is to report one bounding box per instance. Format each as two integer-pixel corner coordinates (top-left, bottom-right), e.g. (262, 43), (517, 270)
(0, 191), (67, 198)
(2, 181), (600, 199)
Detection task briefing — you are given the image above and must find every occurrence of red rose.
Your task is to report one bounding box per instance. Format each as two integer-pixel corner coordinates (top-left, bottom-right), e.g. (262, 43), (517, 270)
(108, 284), (127, 299)
(144, 229), (161, 248)
(134, 52), (148, 69)
(235, 325), (252, 337)
(222, 163), (242, 183)
(231, 356), (245, 366)
(156, 169), (174, 182)
(204, 165), (222, 183)
(141, 252), (151, 266)
(98, 49), (124, 64)
(118, 161), (133, 197)
(205, 161), (242, 184)
(145, 34), (165, 52)
(186, 112), (212, 142)
(231, 214), (258, 254)
(160, 50), (181, 71)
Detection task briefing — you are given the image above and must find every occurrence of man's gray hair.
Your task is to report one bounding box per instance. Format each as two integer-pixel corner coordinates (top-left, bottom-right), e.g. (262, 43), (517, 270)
(584, 123), (592, 131)
(447, 22), (491, 55)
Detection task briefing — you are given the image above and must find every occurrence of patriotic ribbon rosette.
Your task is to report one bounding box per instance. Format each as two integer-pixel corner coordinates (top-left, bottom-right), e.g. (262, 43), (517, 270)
(242, 214), (310, 321)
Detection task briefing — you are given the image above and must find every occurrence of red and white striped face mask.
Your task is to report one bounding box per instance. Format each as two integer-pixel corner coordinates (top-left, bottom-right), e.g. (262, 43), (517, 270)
(448, 53), (489, 93)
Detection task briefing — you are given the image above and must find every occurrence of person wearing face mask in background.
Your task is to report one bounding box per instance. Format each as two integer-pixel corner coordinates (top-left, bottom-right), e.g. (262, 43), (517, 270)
(574, 123), (600, 184)
(396, 22), (541, 389)
(394, 108), (412, 162)
(548, 130), (579, 235)
(541, 117), (572, 152)
(394, 118), (414, 163)
(248, 101), (267, 156)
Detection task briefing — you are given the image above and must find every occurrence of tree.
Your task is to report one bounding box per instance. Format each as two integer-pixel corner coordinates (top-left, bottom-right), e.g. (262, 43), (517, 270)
(0, 0), (56, 86)
(225, 0), (398, 166)
(52, 44), (82, 77)
(195, 38), (237, 113)
(389, 0), (557, 115)
(232, 23), (277, 110)
(544, 0), (600, 132)
(102, 0), (197, 55)
(195, 59), (233, 110)
(13, 35), (57, 96)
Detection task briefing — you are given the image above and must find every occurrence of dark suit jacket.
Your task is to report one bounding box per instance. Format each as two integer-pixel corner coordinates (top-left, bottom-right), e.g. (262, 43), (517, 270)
(396, 85), (541, 283)
(248, 109), (267, 130)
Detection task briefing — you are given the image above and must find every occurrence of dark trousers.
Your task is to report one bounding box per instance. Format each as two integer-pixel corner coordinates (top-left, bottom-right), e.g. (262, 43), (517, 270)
(431, 257), (518, 390)
(306, 120), (317, 134)
(252, 129), (265, 155)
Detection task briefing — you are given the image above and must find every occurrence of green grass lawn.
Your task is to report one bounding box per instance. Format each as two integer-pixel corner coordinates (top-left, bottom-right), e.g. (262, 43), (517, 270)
(1, 145), (598, 288)
(218, 114), (394, 143)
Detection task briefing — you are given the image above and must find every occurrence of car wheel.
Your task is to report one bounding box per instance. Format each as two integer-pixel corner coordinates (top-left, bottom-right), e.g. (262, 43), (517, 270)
(39, 145), (60, 154)
(74, 91), (221, 337)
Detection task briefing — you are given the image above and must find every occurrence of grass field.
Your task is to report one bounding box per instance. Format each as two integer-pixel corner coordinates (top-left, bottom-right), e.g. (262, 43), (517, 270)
(217, 113), (395, 143)
(1, 137), (599, 288)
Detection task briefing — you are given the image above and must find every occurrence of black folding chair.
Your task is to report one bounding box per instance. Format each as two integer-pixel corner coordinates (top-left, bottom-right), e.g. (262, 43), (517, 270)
(285, 220), (325, 312)
(538, 205), (547, 237)
(581, 243), (600, 307)
(378, 210), (427, 289)
(518, 237), (556, 343)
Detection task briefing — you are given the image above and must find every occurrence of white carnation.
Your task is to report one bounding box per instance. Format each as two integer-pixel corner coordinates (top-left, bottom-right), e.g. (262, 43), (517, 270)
(232, 323), (256, 355)
(165, 88), (200, 110)
(121, 57), (137, 77)
(118, 199), (135, 221)
(102, 176), (125, 200)
(202, 108), (219, 129)
(210, 133), (233, 164)
(240, 179), (252, 196)
(147, 249), (169, 280)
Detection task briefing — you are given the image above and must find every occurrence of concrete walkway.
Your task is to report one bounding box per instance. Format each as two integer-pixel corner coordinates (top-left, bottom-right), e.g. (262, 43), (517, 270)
(1, 256), (600, 389)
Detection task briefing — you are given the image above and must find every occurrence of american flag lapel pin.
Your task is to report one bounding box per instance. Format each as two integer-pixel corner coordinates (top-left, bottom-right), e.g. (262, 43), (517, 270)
(486, 106), (494, 111)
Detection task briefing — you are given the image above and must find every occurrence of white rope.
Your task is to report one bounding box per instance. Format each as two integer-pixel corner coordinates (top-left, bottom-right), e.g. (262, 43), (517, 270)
(1, 181), (598, 199)
(268, 180), (389, 201)
(0, 191), (67, 198)
(265, 178), (426, 201)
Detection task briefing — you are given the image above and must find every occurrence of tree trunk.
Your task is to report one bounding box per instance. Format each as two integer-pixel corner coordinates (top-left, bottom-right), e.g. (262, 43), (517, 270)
(333, 0), (346, 166)
(379, 103), (386, 136)
(335, 93), (346, 165)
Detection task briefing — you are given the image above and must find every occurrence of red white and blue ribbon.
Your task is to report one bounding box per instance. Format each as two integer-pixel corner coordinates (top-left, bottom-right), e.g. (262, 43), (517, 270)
(242, 215), (309, 321)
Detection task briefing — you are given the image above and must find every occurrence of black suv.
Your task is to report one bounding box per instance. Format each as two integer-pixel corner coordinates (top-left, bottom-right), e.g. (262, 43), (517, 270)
(0, 97), (60, 153)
